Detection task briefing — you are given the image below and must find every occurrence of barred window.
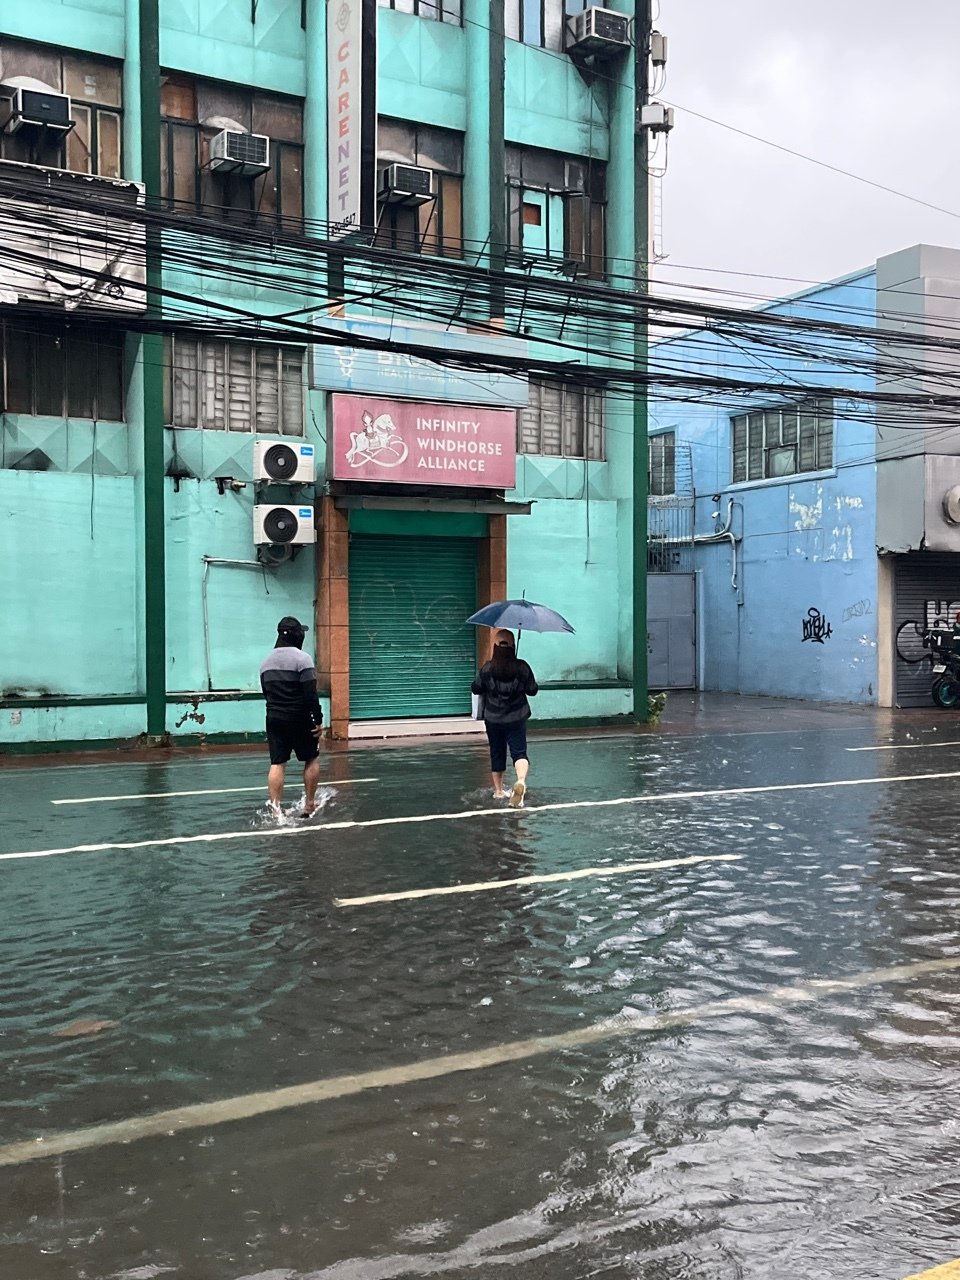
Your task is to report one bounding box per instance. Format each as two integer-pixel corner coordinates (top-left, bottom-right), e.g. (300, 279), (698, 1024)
(378, 0), (462, 23)
(1, 318), (124, 419)
(649, 431), (675, 496)
(731, 399), (833, 483)
(166, 337), (304, 435)
(519, 379), (603, 460)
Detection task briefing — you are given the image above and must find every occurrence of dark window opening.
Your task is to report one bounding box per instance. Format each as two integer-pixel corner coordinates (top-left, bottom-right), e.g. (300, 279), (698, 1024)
(160, 74), (304, 231)
(1, 316), (125, 419)
(375, 118), (464, 259)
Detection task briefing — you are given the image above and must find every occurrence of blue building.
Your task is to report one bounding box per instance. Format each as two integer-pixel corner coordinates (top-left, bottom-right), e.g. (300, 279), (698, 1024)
(648, 244), (960, 708)
(0, 1), (646, 751)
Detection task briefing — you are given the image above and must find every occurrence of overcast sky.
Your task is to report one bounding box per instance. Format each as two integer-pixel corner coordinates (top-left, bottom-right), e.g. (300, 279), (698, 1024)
(655, 0), (960, 304)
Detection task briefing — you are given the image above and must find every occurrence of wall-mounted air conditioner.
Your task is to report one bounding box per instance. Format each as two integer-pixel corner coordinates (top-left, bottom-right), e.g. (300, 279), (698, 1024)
(566, 7), (631, 58)
(378, 163), (435, 205)
(253, 441), (315, 484)
(209, 129), (270, 175)
(254, 503), (316, 546)
(4, 87), (74, 135)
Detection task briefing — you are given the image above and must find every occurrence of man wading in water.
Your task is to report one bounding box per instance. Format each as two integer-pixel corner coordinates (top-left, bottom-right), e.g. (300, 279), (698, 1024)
(259, 616), (323, 818)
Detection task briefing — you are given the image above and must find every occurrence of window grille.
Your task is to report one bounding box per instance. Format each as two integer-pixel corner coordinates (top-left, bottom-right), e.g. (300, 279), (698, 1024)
(519, 379), (603, 460)
(167, 336), (304, 435)
(649, 431), (676, 496)
(731, 400), (833, 483)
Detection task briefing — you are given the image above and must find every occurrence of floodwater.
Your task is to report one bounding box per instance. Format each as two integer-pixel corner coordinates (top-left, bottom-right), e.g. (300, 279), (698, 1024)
(3, 715), (960, 1279)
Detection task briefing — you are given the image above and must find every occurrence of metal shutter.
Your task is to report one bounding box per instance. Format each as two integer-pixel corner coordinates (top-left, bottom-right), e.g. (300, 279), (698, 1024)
(348, 535), (479, 719)
(894, 552), (960, 707)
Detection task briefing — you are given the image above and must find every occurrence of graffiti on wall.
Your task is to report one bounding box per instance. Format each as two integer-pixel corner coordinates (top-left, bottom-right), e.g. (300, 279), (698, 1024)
(802, 608), (833, 643)
(896, 598), (960, 666)
(841, 598), (871, 624)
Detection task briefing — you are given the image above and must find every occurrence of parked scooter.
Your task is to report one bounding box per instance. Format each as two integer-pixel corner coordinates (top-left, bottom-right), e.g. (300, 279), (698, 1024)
(922, 625), (960, 707)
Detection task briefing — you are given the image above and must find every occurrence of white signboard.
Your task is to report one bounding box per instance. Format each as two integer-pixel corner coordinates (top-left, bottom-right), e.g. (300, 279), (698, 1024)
(327, 0), (364, 238)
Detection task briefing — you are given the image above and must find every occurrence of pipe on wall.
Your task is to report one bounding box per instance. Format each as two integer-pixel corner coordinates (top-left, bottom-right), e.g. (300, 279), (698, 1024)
(201, 556), (272, 692)
(693, 498), (741, 593)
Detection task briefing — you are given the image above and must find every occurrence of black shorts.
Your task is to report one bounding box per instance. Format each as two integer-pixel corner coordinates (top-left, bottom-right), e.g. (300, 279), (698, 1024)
(266, 717), (319, 766)
(485, 720), (528, 774)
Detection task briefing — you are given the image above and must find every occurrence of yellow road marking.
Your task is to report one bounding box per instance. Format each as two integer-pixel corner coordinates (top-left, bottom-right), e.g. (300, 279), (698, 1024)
(904, 1260), (960, 1279)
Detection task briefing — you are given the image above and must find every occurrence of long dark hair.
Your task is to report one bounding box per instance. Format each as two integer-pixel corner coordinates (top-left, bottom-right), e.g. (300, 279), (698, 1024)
(490, 629), (519, 680)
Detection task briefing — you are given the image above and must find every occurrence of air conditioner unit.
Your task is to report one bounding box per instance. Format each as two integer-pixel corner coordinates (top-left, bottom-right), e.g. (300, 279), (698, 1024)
(209, 129), (270, 175)
(253, 441), (315, 484)
(378, 163), (435, 205)
(566, 7), (631, 57)
(4, 87), (74, 135)
(254, 503), (316, 546)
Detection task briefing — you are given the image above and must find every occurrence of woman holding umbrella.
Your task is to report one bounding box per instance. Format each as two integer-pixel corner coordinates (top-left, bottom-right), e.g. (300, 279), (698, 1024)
(472, 629), (539, 807)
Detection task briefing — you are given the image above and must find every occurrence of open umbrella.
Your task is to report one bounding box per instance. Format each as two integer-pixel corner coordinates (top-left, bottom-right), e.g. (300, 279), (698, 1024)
(465, 599), (575, 637)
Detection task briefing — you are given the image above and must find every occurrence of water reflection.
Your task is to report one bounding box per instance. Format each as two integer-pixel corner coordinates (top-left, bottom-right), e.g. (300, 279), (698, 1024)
(3, 731), (960, 1276)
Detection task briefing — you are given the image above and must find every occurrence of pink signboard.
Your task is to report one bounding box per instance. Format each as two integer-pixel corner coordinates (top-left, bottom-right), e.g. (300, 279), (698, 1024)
(331, 394), (517, 489)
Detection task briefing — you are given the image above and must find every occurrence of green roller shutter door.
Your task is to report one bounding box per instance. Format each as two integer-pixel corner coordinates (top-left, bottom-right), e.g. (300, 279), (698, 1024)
(349, 535), (479, 719)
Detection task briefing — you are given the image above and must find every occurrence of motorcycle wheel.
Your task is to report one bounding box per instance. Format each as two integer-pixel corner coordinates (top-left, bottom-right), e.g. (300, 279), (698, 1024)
(933, 676), (960, 708)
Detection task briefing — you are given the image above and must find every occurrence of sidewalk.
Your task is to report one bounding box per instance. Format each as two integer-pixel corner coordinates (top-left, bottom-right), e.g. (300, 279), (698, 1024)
(2, 691), (952, 767)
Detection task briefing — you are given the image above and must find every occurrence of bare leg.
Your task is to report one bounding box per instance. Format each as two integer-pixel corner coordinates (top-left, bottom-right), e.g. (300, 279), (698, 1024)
(268, 763), (285, 812)
(491, 771), (507, 798)
(303, 757), (321, 814)
(509, 757), (529, 808)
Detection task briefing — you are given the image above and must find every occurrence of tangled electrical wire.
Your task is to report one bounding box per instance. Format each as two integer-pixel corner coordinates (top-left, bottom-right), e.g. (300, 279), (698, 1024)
(2, 166), (960, 442)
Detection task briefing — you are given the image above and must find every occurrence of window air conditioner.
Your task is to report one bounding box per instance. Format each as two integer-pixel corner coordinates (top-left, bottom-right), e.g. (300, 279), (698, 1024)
(253, 441), (315, 484)
(378, 163), (435, 205)
(4, 87), (74, 134)
(254, 504), (316, 546)
(208, 129), (271, 175)
(566, 7), (631, 57)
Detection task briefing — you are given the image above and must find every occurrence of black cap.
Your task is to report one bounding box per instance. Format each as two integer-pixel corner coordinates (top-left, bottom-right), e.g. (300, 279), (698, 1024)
(278, 615), (308, 637)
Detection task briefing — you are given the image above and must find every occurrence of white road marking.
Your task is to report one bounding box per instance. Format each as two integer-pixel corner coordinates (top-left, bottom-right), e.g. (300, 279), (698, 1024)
(1, 954), (957, 1169)
(846, 741), (960, 753)
(334, 852), (743, 907)
(4, 769), (960, 863)
(52, 778), (379, 805)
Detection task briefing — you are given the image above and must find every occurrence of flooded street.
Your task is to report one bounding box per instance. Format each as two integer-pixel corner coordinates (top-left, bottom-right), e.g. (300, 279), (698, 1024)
(3, 701), (960, 1279)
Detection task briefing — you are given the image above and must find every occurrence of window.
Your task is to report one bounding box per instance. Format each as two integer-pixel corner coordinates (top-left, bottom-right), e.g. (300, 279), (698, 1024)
(519, 378), (603, 459)
(505, 0), (588, 49)
(649, 432), (675, 496)
(166, 336), (304, 435)
(506, 145), (605, 278)
(160, 75), (304, 230)
(376, 119), (463, 258)
(731, 399), (833, 483)
(378, 0), (462, 23)
(0, 39), (122, 179)
(1, 317), (124, 419)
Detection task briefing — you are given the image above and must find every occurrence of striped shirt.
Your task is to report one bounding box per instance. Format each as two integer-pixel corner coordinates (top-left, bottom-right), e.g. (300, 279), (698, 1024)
(259, 644), (323, 725)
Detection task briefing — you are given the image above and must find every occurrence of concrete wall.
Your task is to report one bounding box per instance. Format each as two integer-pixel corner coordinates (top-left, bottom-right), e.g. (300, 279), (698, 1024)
(650, 271), (881, 704)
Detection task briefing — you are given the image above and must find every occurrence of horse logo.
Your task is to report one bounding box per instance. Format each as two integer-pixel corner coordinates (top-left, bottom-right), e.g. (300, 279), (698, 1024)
(345, 410), (409, 469)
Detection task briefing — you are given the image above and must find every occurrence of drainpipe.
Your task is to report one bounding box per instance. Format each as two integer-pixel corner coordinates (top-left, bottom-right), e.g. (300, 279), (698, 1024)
(692, 498), (741, 594)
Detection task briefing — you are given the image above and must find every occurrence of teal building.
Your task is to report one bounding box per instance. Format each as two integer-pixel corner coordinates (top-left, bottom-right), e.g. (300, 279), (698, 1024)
(0, 0), (641, 749)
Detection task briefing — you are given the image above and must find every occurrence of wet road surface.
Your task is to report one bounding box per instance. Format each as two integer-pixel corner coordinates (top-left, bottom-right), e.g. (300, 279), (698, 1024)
(3, 710), (960, 1278)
